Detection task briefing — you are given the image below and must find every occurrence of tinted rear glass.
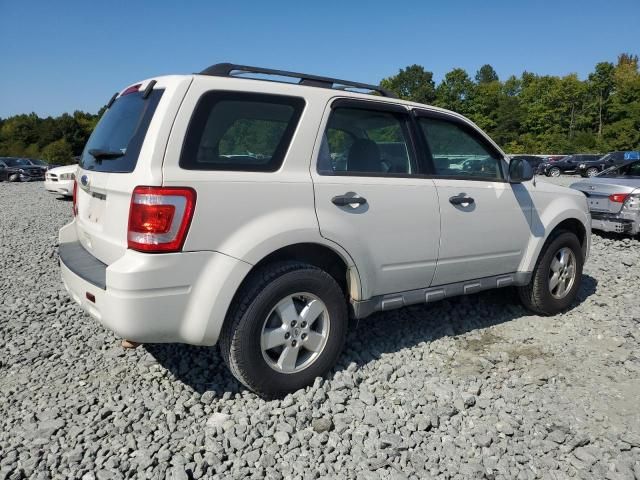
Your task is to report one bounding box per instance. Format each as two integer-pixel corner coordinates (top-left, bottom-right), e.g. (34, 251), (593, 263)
(180, 91), (305, 172)
(80, 89), (163, 173)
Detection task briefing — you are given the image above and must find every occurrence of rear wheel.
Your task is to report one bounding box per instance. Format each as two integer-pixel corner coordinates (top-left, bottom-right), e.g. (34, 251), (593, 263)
(585, 167), (599, 177)
(517, 231), (583, 315)
(8, 174), (20, 182)
(220, 261), (348, 398)
(547, 167), (561, 177)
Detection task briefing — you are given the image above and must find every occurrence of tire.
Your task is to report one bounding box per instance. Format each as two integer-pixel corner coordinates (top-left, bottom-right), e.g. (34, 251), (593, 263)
(547, 167), (561, 177)
(517, 231), (583, 315)
(220, 261), (348, 398)
(586, 167), (599, 177)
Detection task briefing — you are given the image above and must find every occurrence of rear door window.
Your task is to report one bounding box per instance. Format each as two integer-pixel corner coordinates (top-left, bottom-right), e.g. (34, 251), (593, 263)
(180, 92), (305, 171)
(317, 105), (416, 176)
(80, 89), (163, 173)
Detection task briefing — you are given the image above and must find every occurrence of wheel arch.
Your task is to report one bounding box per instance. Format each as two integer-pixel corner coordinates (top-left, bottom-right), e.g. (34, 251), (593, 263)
(519, 210), (590, 274)
(238, 242), (361, 300)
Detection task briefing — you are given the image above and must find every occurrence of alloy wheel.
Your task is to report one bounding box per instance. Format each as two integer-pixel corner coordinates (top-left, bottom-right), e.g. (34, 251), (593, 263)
(548, 247), (576, 299)
(260, 293), (330, 374)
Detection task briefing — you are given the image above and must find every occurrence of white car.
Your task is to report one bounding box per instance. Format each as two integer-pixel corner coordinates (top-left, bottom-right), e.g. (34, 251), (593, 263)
(59, 63), (591, 396)
(45, 164), (77, 197)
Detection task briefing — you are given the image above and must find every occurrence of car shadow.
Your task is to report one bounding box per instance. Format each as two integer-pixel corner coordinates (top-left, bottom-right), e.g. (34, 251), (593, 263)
(55, 196), (73, 202)
(592, 230), (636, 241)
(144, 274), (598, 396)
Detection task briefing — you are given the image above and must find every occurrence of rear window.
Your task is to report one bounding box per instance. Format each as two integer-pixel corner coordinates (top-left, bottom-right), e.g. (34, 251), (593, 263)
(80, 89), (163, 173)
(180, 91), (305, 171)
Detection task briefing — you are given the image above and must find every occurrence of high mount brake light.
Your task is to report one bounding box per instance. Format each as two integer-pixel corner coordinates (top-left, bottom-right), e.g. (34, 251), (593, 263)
(127, 186), (196, 253)
(120, 84), (142, 96)
(609, 193), (629, 203)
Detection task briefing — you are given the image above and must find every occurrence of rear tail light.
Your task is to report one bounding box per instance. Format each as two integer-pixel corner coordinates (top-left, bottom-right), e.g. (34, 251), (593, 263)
(609, 193), (629, 203)
(72, 179), (78, 216)
(127, 186), (196, 253)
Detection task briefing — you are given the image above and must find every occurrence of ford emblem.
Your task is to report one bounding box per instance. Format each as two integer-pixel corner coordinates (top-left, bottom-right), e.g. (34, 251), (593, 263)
(80, 175), (90, 188)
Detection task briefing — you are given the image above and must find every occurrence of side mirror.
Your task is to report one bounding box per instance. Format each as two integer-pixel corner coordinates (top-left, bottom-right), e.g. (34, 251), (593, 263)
(509, 158), (534, 183)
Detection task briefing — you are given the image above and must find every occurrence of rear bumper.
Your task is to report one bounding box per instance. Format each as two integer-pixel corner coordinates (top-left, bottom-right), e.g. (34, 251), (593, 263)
(45, 179), (74, 196)
(591, 212), (639, 235)
(58, 221), (251, 345)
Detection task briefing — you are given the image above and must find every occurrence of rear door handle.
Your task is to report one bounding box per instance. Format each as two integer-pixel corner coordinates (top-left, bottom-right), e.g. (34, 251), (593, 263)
(332, 194), (367, 206)
(449, 195), (475, 205)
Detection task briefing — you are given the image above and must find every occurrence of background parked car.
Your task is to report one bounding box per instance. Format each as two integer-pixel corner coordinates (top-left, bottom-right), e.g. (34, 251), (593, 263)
(571, 159), (640, 235)
(577, 151), (640, 177)
(510, 155), (546, 174)
(44, 164), (77, 197)
(540, 154), (601, 177)
(26, 158), (60, 170)
(0, 157), (47, 182)
(543, 155), (566, 163)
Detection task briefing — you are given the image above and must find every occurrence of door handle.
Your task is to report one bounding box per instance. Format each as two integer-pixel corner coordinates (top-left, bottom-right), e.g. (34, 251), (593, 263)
(449, 195), (475, 205)
(332, 194), (367, 206)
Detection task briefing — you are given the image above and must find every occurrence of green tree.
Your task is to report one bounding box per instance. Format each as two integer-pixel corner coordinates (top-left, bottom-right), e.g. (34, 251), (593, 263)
(380, 65), (436, 103)
(588, 62), (615, 138)
(42, 138), (74, 165)
(475, 64), (499, 84)
(435, 68), (474, 115)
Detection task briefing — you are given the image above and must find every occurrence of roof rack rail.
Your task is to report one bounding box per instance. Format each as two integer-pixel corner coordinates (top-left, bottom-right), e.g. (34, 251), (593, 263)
(199, 63), (397, 98)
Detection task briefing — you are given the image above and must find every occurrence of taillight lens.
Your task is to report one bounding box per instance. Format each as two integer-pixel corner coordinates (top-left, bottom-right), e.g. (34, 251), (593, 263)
(120, 84), (141, 96)
(72, 179), (78, 216)
(609, 193), (629, 203)
(127, 186), (196, 253)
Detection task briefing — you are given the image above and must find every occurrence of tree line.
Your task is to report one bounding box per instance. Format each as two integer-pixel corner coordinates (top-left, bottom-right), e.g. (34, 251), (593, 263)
(0, 53), (638, 164)
(380, 53), (640, 154)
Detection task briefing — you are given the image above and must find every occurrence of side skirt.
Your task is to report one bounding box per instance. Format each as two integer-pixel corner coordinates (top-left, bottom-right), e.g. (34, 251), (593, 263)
(350, 272), (532, 319)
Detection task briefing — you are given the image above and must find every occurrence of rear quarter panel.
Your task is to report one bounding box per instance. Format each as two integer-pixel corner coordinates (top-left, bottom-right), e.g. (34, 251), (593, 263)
(163, 77), (357, 278)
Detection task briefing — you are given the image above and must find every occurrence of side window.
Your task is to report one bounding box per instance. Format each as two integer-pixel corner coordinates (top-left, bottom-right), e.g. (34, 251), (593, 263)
(180, 92), (305, 171)
(318, 106), (416, 176)
(627, 162), (640, 176)
(418, 117), (504, 180)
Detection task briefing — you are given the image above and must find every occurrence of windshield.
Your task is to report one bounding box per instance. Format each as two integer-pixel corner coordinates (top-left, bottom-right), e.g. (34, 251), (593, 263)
(80, 89), (163, 173)
(4, 158), (32, 167)
(599, 160), (640, 177)
(28, 159), (47, 166)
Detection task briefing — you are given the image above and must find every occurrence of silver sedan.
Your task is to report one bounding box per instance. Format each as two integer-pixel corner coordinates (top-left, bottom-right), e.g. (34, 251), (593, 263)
(571, 160), (640, 235)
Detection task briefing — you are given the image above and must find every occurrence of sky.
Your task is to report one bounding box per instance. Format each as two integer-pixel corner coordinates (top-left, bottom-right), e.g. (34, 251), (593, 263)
(1, 0), (639, 118)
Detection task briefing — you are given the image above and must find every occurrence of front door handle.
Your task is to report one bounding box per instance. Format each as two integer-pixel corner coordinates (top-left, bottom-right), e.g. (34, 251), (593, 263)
(332, 194), (367, 206)
(449, 195), (475, 205)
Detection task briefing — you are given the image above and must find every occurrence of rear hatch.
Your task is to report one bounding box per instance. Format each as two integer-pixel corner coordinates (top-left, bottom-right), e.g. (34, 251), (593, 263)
(571, 177), (638, 214)
(74, 77), (192, 265)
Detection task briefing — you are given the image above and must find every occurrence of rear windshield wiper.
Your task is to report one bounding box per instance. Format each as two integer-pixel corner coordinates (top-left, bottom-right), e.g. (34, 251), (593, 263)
(88, 149), (124, 160)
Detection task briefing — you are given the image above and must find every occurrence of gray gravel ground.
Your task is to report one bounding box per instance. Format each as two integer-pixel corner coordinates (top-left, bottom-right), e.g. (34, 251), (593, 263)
(1, 179), (639, 480)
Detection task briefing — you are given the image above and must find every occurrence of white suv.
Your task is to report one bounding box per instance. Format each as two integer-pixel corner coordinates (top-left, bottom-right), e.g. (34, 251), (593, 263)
(59, 63), (591, 397)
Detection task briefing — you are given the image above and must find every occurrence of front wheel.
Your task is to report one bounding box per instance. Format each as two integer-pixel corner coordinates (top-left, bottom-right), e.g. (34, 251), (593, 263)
(547, 167), (561, 177)
(586, 167), (599, 177)
(8, 174), (20, 182)
(219, 261), (348, 398)
(517, 231), (583, 315)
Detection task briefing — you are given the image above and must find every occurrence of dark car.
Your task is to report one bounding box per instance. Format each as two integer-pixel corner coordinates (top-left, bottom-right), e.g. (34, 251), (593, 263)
(510, 155), (546, 173)
(577, 151), (640, 177)
(26, 158), (60, 170)
(0, 157), (47, 182)
(543, 155), (566, 163)
(540, 154), (602, 177)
